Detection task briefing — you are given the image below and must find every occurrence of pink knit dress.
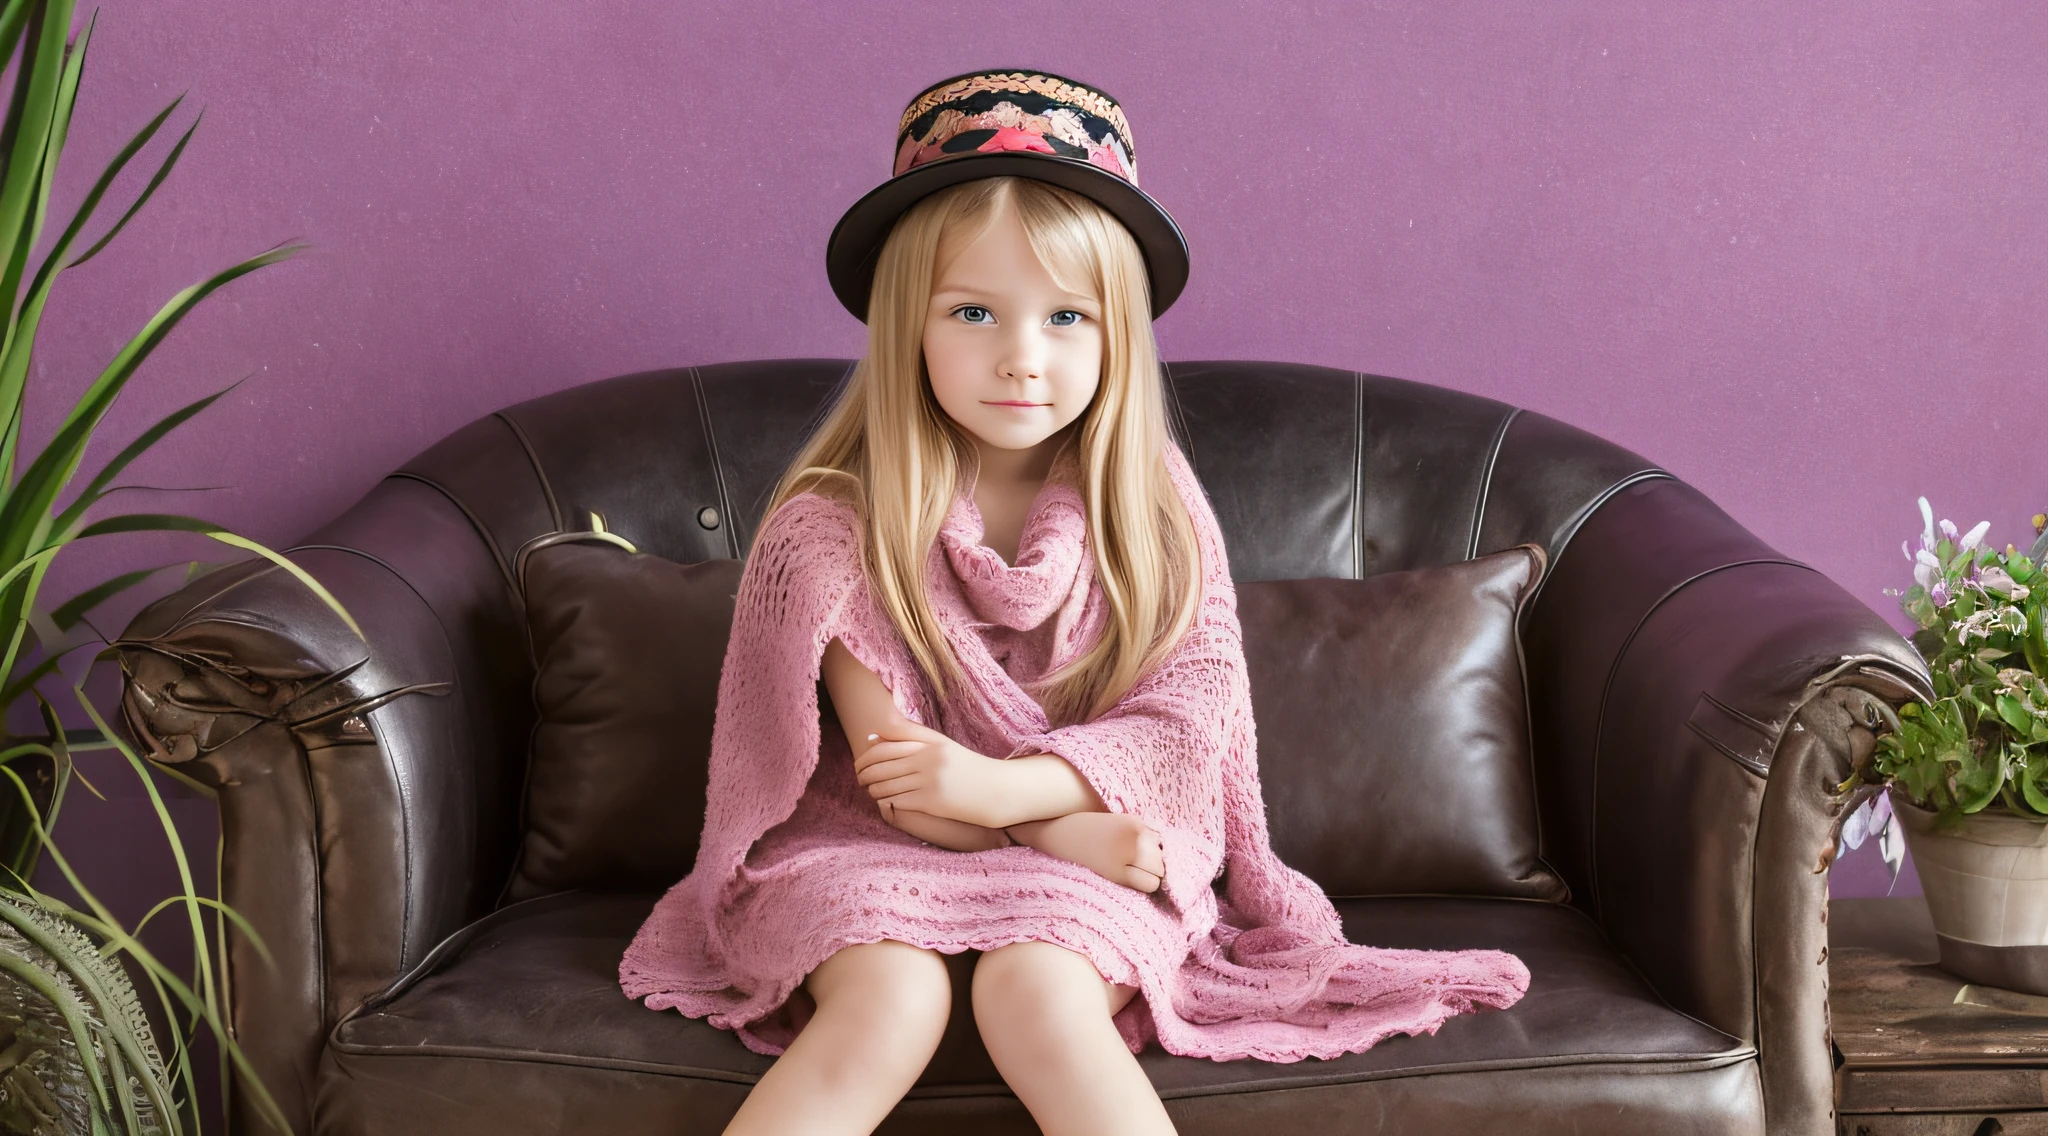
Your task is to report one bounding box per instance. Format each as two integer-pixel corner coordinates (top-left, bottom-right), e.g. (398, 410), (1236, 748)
(618, 444), (1529, 1062)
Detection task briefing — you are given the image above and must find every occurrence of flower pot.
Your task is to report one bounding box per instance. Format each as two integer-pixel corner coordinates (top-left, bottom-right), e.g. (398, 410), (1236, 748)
(1891, 788), (2048, 996)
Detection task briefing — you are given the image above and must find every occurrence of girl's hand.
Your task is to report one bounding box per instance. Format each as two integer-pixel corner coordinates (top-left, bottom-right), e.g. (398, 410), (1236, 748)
(1006, 812), (1166, 893)
(854, 720), (1007, 828)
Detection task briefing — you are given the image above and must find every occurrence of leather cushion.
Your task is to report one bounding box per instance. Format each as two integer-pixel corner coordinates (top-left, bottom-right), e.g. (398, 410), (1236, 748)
(323, 892), (1757, 1135)
(1238, 547), (1566, 899)
(507, 543), (744, 900)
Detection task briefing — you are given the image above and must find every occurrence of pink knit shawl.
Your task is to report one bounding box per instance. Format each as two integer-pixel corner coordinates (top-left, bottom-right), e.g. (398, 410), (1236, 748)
(619, 445), (1529, 1062)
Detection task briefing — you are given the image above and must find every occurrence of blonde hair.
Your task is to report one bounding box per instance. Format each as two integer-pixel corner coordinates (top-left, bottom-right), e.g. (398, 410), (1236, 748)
(764, 176), (1200, 725)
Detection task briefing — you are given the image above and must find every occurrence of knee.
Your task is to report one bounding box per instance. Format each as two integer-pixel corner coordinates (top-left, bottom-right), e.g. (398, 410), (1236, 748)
(970, 942), (1106, 1039)
(810, 940), (952, 1040)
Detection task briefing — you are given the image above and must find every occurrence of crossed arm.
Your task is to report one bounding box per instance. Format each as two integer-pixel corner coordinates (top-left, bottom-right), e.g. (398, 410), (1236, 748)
(821, 638), (1166, 892)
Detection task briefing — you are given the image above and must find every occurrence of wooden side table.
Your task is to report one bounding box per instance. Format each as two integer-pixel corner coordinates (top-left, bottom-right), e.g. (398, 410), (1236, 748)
(1831, 896), (2048, 1135)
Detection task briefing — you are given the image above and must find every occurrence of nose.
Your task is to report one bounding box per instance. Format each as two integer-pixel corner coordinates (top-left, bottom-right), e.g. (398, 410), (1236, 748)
(996, 325), (1046, 382)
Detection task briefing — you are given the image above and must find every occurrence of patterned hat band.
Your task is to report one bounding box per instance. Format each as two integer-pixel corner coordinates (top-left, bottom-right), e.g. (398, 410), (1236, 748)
(825, 68), (1188, 321)
(893, 71), (1139, 186)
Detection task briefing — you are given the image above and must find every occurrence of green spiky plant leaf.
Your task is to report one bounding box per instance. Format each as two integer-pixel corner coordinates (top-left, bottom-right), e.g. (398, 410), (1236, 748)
(0, 3), (362, 1133)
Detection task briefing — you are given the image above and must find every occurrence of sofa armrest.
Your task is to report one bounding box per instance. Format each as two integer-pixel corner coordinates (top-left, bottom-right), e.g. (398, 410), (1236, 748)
(1520, 476), (1928, 1136)
(112, 476), (534, 1135)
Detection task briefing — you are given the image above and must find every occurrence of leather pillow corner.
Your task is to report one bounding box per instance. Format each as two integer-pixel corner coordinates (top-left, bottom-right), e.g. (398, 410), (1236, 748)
(1237, 544), (1566, 901)
(508, 544), (744, 902)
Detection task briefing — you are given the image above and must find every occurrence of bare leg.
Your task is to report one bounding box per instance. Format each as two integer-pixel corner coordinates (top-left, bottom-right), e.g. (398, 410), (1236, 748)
(971, 940), (1176, 1136)
(1007, 811), (1166, 892)
(723, 940), (950, 1135)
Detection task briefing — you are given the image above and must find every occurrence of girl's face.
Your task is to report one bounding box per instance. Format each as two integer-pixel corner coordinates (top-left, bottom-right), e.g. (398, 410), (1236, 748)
(922, 197), (1103, 463)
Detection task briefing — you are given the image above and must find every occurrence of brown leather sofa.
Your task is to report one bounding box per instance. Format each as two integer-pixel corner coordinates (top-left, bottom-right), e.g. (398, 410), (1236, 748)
(113, 360), (1930, 1135)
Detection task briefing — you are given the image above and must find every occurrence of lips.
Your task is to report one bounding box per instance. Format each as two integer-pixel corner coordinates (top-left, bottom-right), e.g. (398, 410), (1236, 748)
(984, 400), (1051, 407)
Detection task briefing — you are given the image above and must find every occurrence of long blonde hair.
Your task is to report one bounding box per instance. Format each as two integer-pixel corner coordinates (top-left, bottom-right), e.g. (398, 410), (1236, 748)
(765, 176), (1200, 725)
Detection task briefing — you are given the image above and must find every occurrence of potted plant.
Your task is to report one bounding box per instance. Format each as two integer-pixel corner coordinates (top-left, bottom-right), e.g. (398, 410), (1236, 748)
(0, 1), (355, 1132)
(1840, 499), (2048, 995)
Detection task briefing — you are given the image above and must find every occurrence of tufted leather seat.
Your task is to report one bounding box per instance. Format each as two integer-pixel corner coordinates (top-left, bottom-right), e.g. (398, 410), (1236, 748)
(114, 361), (1930, 1135)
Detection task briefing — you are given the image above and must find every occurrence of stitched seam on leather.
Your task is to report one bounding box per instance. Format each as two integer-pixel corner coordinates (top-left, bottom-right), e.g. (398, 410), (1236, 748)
(1351, 371), (1364, 579)
(1141, 1051), (1760, 1097)
(1702, 689), (1778, 738)
(1747, 692), (1854, 1101)
(280, 544), (487, 714)
(1746, 635), (1916, 1082)
(1746, 813), (1770, 1115)
(337, 892), (592, 1029)
(299, 548), (421, 973)
(384, 471), (520, 596)
(1587, 556), (1812, 926)
(1468, 407), (1520, 561)
(1746, 682), (1840, 1100)
(1687, 690), (1780, 779)
(1510, 545), (1570, 903)
(1516, 468), (1672, 636)
(295, 731), (331, 1043)
(324, 1040), (769, 1083)
(494, 411), (563, 534)
(281, 541), (482, 973)
(139, 560), (287, 633)
(366, 474), (543, 912)
(1686, 719), (1771, 779)
(318, 1041), (1757, 1086)
(690, 366), (740, 559)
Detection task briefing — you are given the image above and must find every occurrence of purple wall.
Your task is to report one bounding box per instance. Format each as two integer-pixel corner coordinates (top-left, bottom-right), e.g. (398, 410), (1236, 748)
(37, 2), (2048, 899)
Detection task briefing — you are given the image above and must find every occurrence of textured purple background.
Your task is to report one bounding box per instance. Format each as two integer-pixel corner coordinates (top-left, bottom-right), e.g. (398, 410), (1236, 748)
(34, 2), (2048, 911)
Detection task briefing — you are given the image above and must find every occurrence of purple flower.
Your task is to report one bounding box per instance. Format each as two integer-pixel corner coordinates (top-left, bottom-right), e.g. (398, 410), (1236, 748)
(1874, 793), (1904, 886)
(1914, 548), (1942, 592)
(1904, 499), (1997, 611)
(1842, 799), (1874, 851)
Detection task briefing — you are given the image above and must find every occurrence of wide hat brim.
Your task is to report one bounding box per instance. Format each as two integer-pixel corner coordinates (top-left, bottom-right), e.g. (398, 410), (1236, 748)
(825, 149), (1190, 322)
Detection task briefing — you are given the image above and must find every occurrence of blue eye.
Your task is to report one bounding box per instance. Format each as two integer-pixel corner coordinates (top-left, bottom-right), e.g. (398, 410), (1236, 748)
(955, 305), (993, 324)
(1048, 310), (1083, 327)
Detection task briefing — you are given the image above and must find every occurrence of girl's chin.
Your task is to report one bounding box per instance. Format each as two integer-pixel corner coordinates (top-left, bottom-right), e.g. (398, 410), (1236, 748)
(966, 424), (1062, 452)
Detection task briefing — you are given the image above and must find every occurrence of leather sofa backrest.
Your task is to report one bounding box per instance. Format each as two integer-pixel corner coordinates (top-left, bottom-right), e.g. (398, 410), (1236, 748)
(393, 360), (1663, 903)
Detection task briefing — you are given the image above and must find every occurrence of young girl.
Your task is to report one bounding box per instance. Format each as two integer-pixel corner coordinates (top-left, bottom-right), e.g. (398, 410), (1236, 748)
(620, 70), (1529, 1136)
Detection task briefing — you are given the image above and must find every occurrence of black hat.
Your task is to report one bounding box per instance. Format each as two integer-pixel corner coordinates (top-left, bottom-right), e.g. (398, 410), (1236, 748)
(825, 69), (1189, 322)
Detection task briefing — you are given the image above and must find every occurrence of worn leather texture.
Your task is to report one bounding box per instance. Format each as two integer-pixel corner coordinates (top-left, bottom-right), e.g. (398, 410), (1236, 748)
(111, 359), (1933, 1135)
(508, 546), (744, 900)
(1238, 547), (1565, 900)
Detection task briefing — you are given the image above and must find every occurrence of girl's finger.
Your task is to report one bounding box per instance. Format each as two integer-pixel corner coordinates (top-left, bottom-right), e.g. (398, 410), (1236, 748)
(1134, 841), (1166, 877)
(864, 774), (924, 801)
(854, 740), (921, 770)
(855, 757), (915, 785)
